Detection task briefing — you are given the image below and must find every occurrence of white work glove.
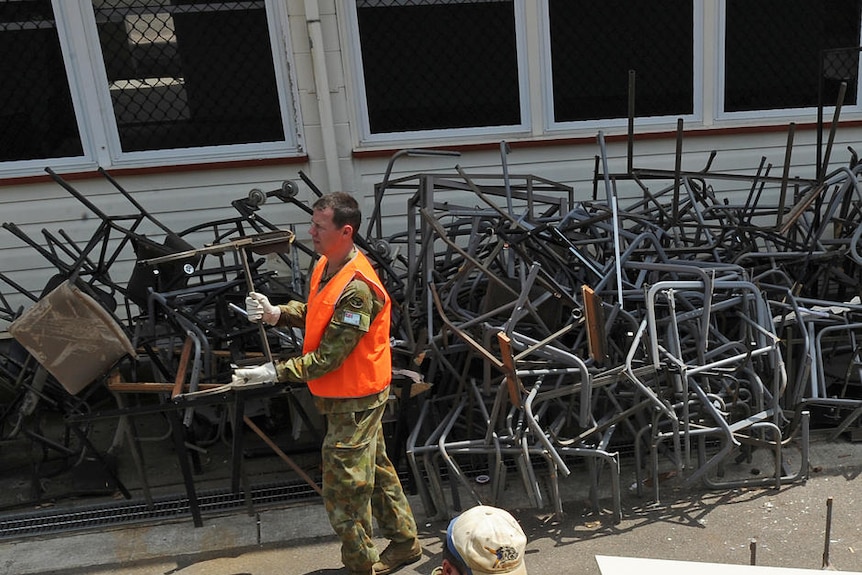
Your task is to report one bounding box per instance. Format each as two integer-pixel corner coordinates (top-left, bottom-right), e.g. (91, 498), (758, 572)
(245, 292), (281, 325)
(230, 362), (278, 386)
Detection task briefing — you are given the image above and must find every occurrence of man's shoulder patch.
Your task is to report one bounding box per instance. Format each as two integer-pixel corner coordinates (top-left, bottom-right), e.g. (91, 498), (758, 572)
(342, 310), (363, 326)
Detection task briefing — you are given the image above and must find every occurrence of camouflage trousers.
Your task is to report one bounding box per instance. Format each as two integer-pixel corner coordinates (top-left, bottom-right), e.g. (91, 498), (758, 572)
(322, 402), (418, 571)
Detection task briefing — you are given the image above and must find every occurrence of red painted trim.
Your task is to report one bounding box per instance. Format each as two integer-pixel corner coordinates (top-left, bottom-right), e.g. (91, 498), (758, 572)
(351, 120), (862, 159)
(0, 155), (309, 188)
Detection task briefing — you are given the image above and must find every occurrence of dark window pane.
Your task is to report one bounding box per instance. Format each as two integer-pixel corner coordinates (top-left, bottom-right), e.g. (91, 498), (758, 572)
(94, 1), (285, 152)
(356, 0), (521, 134)
(0, 0), (83, 162)
(549, 0), (694, 122)
(725, 0), (861, 112)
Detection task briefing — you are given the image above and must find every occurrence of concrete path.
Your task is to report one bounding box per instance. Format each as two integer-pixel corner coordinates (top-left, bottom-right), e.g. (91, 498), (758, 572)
(3, 433), (861, 575)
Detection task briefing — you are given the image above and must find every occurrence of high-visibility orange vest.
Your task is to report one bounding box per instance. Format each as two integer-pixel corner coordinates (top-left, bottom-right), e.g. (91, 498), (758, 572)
(303, 251), (392, 398)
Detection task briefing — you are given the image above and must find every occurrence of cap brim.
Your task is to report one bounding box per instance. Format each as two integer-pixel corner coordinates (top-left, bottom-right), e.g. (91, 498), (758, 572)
(472, 564), (527, 575)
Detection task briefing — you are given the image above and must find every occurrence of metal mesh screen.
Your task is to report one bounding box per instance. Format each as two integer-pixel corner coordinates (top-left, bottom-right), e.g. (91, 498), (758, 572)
(725, 0), (861, 112)
(3, 1), (862, 165)
(0, 1), (83, 162)
(548, 0), (695, 122)
(356, 0), (521, 134)
(94, 0), (285, 152)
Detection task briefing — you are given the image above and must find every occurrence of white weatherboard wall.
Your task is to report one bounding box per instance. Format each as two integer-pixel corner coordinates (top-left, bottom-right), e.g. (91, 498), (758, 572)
(2, 124), (860, 329)
(2, 0), (862, 327)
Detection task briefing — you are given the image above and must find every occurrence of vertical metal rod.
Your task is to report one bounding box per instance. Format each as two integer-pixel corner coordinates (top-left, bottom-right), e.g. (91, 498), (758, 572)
(817, 50), (825, 180)
(597, 131), (624, 306)
(239, 246), (273, 364)
(244, 415), (323, 495)
(776, 123), (795, 228)
(749, 539), (757, 565)
(500, 140), (514, 217)
(822, 496), (833, 569)
(167, 408), (202, 526)
(820, 82), (847, 182)
(627, 69), (636, 174)
(500, 141), (516, 277)
(673, 118), (684, 226)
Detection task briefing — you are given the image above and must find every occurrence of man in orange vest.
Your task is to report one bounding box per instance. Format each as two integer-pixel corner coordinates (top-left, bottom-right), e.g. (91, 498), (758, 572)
(232, 192), (421, 575)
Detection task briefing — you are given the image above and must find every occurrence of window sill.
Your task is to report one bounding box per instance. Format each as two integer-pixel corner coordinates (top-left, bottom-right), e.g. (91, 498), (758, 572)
(0, 155), (309, 188)
(352, 119), (862, 160)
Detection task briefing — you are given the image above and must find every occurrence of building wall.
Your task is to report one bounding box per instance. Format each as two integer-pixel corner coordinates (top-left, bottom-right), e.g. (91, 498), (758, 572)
(1, 0), (860, 326)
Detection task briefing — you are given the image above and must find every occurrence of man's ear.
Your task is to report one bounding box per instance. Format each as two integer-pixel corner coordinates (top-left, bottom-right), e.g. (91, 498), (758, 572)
(441, 558), (459, 575)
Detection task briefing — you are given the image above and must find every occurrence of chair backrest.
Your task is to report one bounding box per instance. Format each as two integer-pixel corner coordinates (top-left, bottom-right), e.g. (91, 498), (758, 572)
(9, 280), (137, 395)
(126, 233), (200, 307)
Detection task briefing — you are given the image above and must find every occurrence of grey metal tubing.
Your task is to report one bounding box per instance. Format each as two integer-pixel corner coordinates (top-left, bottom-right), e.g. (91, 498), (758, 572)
(625, 318), (680, 430)
(813, 322), (862, 399)
(758, 284), (814, 409)
(505, 328), (592, 426)
(500, 141), (515, 218)
(558, 445), (622, 524)
(436, 397), (491, 510)
(407, 395), (465, 519)
(424, 400), (468, 516)
(700, 421), (780, 490)
(367, 148), (461, 240)
(405, 400), (441, 519)
(645, 277), (788, 489)
(597, 131), (625, 304)
(699, 410), (810, 489)
(645, 279), (775, 371)
(592, 231), (670, 295)
(472, 380), (509, 505)
(523, 383), (570, 477)
(502, 262), (543, 337)
(182, 330), (202, 427)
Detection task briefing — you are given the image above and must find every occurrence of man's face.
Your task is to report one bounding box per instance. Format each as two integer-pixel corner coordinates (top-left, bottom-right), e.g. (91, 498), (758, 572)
(309, 207), (350, 257)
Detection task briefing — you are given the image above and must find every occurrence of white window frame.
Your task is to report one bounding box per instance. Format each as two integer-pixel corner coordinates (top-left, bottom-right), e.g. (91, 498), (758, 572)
(541, 0), (704, 134)
(1, 0), (302, 179)
(343, 0), (532, 147)
(715, 0), (862, 123)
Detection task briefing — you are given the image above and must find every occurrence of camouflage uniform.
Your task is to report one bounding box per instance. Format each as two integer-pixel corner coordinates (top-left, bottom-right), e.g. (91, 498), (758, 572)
(272, 249), (418, 571)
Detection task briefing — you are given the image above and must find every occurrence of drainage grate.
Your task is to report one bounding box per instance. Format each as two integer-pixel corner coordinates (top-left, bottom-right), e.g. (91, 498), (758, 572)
(0, 479), (321, 540)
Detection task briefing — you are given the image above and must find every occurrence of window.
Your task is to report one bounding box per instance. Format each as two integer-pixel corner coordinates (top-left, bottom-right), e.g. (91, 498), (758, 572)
(723, 0), (862, 114)
(0, 1), (83, 163)
(546, 0), (696, 126)
(350, 0), (527, 142)
(346, 1), (862, 143)
(348, 0), (698, 142)
(0, 0), (298, 177)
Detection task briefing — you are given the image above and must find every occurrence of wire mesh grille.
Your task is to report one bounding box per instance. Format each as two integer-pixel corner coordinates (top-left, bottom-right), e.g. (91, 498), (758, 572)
(3, 1), (862, 164)
(94, 0), (285, 152)
(725, 0), (861, 112)
(356, 0), (521, 133)
(548, 0), (695, 122)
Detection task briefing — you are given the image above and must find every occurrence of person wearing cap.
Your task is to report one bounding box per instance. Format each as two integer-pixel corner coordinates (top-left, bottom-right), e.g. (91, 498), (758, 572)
(433, 505), (528, 575)
(233, 192), (421, 575)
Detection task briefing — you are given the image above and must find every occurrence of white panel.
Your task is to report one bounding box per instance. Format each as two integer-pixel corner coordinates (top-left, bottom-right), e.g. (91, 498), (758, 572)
(595, 555), (862, 575)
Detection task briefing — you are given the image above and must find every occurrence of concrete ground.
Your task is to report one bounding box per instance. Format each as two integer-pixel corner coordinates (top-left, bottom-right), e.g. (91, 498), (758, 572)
(2, 430), (861, 575)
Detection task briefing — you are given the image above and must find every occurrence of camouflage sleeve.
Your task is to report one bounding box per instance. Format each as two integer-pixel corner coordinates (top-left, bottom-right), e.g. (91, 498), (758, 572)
(275, 279), (379, 383)
(275, 300), (307, 328)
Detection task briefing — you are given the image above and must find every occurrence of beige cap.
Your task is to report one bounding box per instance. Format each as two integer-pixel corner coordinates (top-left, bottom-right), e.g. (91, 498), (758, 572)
(447, 505), (528, 575)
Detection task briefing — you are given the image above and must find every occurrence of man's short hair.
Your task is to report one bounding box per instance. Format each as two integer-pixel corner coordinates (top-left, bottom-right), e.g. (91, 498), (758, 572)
(313, 192), (361, 238)
(442, 540), (470, 574)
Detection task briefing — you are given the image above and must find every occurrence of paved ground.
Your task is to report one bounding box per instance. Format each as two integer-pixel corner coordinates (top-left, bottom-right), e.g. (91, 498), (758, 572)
(2, 430), (861, 575)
